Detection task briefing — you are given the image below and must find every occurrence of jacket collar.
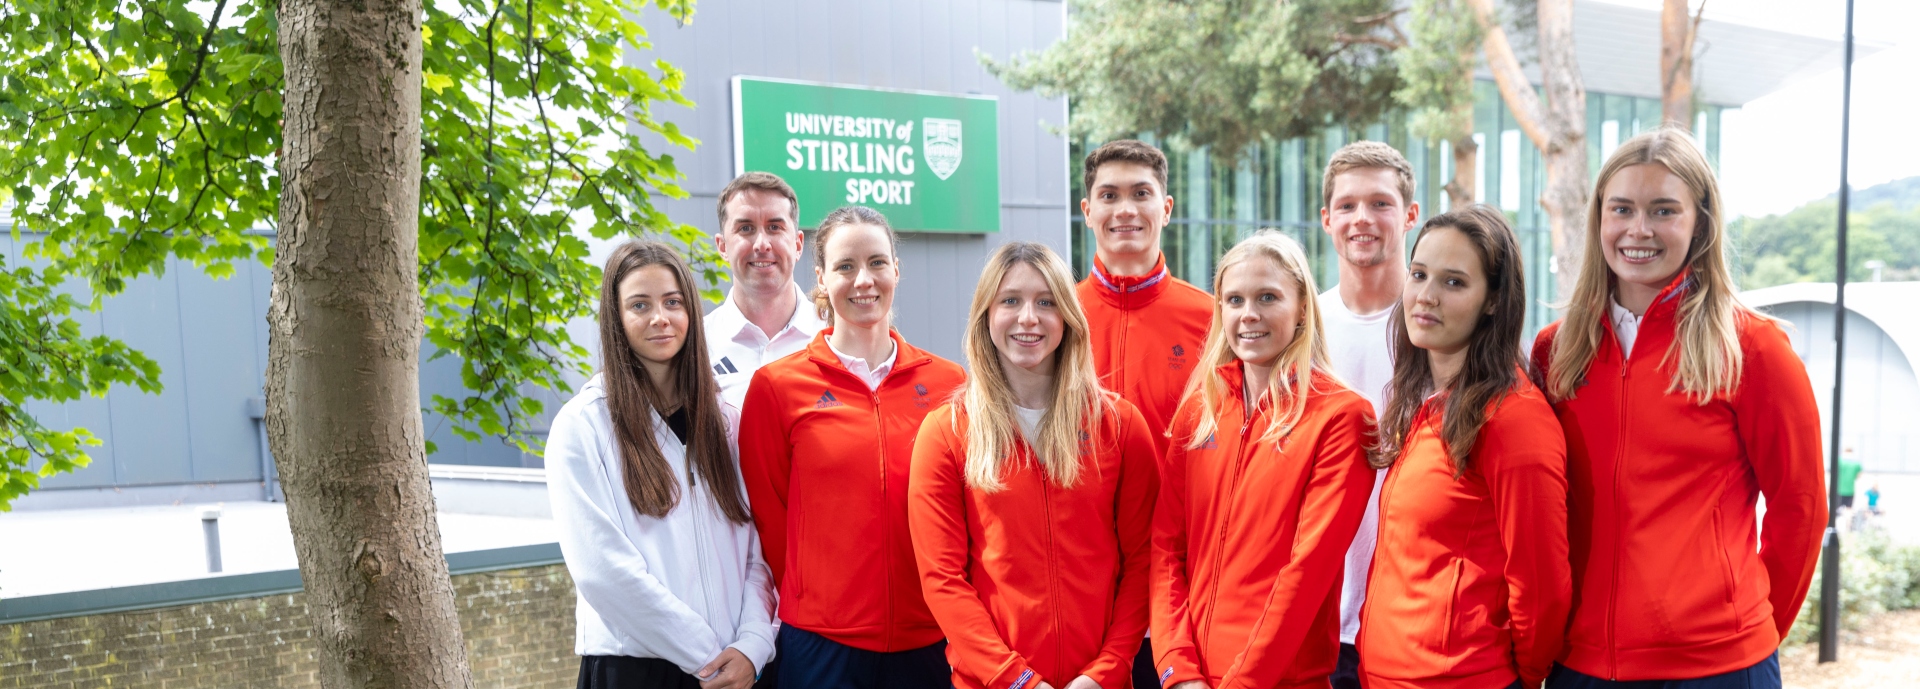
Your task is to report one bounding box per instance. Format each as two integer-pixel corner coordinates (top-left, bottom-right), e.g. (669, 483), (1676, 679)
(805, 328), (930, 378)
(1089, 253), (1172, 306)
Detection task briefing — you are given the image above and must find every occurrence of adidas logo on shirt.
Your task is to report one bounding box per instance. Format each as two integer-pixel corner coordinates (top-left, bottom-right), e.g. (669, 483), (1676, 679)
(1198, 432), (1218, 450)
(815, 390), (844, 409)
(712, 356), (739, 376)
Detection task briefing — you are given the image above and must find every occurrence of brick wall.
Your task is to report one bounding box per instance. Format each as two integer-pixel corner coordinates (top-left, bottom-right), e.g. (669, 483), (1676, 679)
(0, 564), (577, 689)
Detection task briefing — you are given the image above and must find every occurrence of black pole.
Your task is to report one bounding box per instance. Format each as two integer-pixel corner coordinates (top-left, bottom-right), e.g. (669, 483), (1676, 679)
(1817, 0), (1856, 665)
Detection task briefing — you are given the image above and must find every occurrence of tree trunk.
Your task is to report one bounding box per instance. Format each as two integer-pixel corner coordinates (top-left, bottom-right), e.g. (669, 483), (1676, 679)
(1660, 0), (1702, 130)
(271, 0), (473, 687)
(1470, 0), (1589, 301)
(1445, 133), (1478, 211)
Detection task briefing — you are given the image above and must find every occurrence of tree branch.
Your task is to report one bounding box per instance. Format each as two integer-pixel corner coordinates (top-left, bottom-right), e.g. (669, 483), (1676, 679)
(1466, 0), (1551, 149)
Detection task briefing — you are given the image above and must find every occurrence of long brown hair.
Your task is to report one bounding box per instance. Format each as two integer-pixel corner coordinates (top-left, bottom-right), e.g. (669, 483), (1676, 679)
(958, 242), (1109, 491)
(1373, 205), (1529, 474)
(596, 240), (750, 524)
(1180, 231), (1338, 450)
(1545, 127), (1758, 404)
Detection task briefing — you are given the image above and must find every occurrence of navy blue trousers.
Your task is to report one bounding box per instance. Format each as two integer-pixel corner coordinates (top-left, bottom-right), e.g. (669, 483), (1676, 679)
(1133, 637), (1161, 688)
(1545, 653), (1780, 689)
(774, 624), (949, 689)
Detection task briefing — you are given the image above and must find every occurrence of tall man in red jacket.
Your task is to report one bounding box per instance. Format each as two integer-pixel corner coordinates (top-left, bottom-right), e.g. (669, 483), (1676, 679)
(1074, 139), (1214, 688)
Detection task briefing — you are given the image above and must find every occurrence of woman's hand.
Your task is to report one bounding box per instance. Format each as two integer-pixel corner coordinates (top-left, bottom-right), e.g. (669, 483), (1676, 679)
(696, 648), (755, 689)
(1063, 676), (1103, 689)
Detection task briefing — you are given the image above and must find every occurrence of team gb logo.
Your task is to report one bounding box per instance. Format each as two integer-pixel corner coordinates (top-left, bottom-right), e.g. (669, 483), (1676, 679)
(922, 118), (963, 180)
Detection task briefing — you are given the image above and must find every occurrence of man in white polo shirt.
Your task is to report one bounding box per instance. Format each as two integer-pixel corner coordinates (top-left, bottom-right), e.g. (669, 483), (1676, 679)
(1316, 141), (1419, 689)
(705, 172), (827, 411)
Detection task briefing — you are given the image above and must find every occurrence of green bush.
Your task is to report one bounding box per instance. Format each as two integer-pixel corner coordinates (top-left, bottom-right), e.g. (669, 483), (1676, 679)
(1783, 529), (1920, 646)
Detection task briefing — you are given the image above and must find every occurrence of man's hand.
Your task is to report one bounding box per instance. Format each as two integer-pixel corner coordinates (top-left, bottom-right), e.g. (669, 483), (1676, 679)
(1063, 675), (1102, 689)
(697, 648), (755, 689)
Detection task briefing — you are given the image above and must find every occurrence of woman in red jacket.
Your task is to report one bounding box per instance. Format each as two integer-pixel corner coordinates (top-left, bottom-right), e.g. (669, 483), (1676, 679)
(1531, 129), (1824, 689)
(1149, 231), (1377, 689)
(737, 206), (967, 689)
(1357, 205), (1570, 689)
(909, 242), (1158, 689)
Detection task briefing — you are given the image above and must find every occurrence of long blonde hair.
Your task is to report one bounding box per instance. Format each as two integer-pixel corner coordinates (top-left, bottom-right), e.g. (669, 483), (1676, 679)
(958, 242), (1108, 491)
(1546, 127), (1758, 404)
(1182, 231), (1338, 450)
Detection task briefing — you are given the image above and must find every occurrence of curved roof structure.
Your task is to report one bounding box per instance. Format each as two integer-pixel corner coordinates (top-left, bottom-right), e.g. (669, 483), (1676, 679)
(1741, 281), (1920, 367)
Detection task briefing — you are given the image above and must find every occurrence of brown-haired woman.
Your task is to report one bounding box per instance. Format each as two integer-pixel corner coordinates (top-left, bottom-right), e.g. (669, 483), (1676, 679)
(1357, 205), (1571, 689)
(546, 240), (772, 689)
(737, 206), (966, 688)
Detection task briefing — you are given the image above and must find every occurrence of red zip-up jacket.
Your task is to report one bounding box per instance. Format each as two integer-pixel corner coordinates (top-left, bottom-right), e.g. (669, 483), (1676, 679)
(1078, 254), (1215, 452)
(738, 330), (966, 652)
(1357, 376), (1571, 689)
(909, 397), (1159, 689)
(1529, 274), (1825, 680)
(1152, 365), (1377, 689)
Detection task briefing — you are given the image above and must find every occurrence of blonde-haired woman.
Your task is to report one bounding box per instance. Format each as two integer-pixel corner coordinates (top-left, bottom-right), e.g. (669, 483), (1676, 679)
(1531, 128), (1823, 689)
(1149, 231), (1377, 689)
(909, 242), (1158, 689)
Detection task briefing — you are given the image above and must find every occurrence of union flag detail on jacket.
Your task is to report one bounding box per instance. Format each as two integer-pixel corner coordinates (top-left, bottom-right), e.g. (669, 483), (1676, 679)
(815, 390), (843, 409)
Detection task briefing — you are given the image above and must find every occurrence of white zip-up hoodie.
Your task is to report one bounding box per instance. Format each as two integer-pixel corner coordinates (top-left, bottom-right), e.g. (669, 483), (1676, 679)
(545, 373), (777, 675)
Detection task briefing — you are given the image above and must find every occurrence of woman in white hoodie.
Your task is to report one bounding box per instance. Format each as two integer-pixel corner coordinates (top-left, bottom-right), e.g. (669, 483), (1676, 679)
(547, 240), (776, 689)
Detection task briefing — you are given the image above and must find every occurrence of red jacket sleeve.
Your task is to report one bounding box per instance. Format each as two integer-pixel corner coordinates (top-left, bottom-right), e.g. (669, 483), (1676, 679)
(1151, 402), (1207, 687)
(1217, 402), (1376, 688)
(1480, 396), (1573, 687)
(1731, 318), (1827, 639)
(738, 369), (793, 585)
(1079, 402), (1161, 688)
(908, 407), (1041, 689)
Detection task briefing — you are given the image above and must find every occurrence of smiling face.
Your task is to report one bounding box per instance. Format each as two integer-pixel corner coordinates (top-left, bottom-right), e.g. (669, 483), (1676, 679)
(714, 188), (804, 297)
(1403, 227), (1492, 359)
(814, 223), (899, 330)
(1218, 256), (1303, 371)
(1600, 163), (1696, 310)
(617, 264), (690, 383)
(1321, 167), (1418, 269)
(1081, 161), (1174, 269)
(988, 262), (1065, 375)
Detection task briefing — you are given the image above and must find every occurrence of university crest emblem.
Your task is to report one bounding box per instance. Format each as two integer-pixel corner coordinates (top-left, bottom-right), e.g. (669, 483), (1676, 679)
(922, 117), (964, 180)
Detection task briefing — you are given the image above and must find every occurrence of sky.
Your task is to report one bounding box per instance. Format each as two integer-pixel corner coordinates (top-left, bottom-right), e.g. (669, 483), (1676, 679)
(1596, 0), (1920, 219)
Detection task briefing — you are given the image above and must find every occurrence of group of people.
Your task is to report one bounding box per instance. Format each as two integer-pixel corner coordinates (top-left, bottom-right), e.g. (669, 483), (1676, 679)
(544, 130), (1827, 689)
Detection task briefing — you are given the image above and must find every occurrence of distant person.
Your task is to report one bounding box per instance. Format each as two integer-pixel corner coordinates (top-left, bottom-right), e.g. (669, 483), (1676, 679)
(910, 242), (1158, 689)
(737, 207), (967, 689)
(1867, 482), (1882, 516)
(1359, 206), (1571, 689)
(1075, 138), (1214, 688)
(1314, 141), (1422, 689)
(1151, 232), (1376, 689)
(548, 240), (772, 689)
(706, 172), (827, 410)
(1532, 128), (1825, 689)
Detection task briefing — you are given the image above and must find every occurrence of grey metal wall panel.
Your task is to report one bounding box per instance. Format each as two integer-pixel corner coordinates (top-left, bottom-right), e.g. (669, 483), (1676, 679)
(99, 266), (194, 486)
(174, 260), (267, 482)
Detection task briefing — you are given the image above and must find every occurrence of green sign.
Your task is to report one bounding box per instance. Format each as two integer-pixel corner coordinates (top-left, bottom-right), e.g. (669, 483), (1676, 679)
(732, 76), (1000, 233)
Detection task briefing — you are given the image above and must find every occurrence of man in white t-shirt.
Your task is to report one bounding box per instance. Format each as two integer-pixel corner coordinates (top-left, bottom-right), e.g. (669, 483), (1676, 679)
(705, 172), (827, 411)
(1315, 141), (1419, 689)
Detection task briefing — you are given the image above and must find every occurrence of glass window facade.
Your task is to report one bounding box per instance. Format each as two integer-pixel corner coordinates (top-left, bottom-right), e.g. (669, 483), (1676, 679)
(1069, 79), (1725, 336)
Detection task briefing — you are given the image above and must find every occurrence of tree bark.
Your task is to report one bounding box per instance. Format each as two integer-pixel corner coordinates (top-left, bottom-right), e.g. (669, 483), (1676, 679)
(1444, 85), (1479, 210)
(271, 0), (474, 687)
(1661, 0), (1703, 130)
(1469, 0), (1589, 301)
